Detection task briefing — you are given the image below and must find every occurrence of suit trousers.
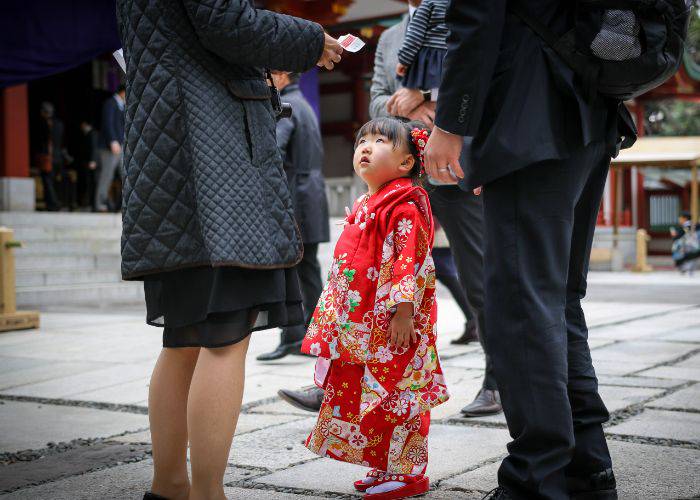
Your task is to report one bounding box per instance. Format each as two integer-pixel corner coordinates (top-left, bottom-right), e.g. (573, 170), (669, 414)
(281, 242), (324, 345)
(96, 149), (122, 211)
(428, 184), (497, 391)
(482, 141), (612, 499)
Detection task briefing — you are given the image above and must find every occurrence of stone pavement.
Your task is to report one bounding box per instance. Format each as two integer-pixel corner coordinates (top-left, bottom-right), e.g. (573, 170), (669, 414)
(1, 271), (699, 499)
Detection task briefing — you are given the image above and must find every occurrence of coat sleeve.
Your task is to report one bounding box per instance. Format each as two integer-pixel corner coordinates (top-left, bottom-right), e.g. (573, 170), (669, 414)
(369, 31), (393, 120)
(397, 2), (432, 67)
(386, 203), (431, 312)
(182, 0), (325, 72)
(434, 0), (506, 136)
(275, 116), (294, 164)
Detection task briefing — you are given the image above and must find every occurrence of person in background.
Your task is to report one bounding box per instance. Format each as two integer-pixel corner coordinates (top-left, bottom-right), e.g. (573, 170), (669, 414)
(95, 85), (125, 212)
(257, 71), (330, 362)
(395, 0), (448, 103)
(671, 211), (700, 274)
(35, 102), (61, 211)
(76, 120), (99, 209)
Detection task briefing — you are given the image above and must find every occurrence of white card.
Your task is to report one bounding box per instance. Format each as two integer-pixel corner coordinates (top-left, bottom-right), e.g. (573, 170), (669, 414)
(113, 49), (126, 73)
(338, 34), (366, 53)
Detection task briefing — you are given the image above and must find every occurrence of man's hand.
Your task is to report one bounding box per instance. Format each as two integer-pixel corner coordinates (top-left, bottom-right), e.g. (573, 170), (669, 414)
(389, 303), (417, 349)
(317, 33), (343, 70)
(387, 88), (424, 118)
(396, 62), (408, 76)
(423, 126), (464, 184)
(110, 141), (122, 155)
(406, 102), (435, 129)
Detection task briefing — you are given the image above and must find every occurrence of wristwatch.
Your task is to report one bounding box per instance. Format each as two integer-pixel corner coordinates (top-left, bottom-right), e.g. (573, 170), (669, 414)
(420, 89), (432, 102)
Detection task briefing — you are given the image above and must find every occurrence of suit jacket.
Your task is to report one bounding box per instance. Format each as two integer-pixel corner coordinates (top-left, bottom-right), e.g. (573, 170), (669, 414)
(99, 95), (125, 149)
(435, 0), (636, 189)
(277, 84), (330, 244)
(369, 15), (409, 120)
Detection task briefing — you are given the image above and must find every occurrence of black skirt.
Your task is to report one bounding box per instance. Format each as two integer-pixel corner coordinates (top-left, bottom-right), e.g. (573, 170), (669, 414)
(144, 266), (304, 348)
(401, 47), (447, 91)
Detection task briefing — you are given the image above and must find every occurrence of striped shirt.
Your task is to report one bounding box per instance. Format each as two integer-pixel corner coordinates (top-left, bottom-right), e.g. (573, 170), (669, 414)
(397, 0), (449, 67)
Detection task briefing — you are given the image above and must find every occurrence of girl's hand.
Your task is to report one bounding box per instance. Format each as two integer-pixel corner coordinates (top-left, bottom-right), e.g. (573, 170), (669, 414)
(389, 303), (417, 349)
(396, 63), (408, 76)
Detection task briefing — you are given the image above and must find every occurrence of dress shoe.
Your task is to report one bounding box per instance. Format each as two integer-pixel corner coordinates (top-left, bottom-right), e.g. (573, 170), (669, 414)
(278, 386), (324, 412)
(481, 487), (513, 499)
(568, 468), (617, 500)
(451, 322), (479, 345)
(461, 389), (502, 417)
(143, 493), (168, 500)
(256, 340), (303, 361)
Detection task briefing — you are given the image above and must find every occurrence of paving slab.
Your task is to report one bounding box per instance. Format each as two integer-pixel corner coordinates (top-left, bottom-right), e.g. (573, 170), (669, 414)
(441, 440), (700, 499)
(590, 360), (655, 376)
(66, 378), (149, 405)
(246, 399), (316, 417)
(607, 409), (700, 443)
(1, 459), (249, 500)
(0, 362), (154, 399)
(0, 442), (151, 492)
(596, 375), (686, 388)
(0, 401), (148, 453)
(253, 425), (510, 494)
(243, 373), (311, 405)
(656, 323), (700, 343)
(597, 385), (665, 413)
(591, 340), (697, 366)
(0, 358), (106, 391)
(228, 417), (318, 470)
(431, 371), (485, 421)
(223, 487), (328, 499)
(675, 352), (700, 368)
(646, 384), (700, 412)
(638, 365), (700, 382)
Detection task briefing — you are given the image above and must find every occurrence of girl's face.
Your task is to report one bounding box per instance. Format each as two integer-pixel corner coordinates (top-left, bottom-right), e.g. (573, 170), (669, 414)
(353, 132), (414, 193)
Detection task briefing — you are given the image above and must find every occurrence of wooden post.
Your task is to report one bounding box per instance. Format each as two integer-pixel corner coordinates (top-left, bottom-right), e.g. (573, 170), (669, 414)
(0, 227), (39, 332)
(692, 162), (699, 225)
(632, 228), (653, 273)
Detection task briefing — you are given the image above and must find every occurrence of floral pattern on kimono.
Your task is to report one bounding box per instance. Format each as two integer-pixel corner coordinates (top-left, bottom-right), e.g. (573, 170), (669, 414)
(301, 178), (449, 473)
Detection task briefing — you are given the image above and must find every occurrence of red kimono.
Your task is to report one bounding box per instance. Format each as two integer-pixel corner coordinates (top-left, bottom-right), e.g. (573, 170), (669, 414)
(301, 178), (450, 474)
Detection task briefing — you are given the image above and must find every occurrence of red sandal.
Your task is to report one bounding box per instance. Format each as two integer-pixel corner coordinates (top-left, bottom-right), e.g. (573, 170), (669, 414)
(363, 474), (430, 499)
(354, 468), (384, 492)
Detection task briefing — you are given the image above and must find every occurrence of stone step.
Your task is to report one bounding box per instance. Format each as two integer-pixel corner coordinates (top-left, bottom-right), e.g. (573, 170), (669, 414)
(14, 253), (122, 272)
(16, 269), (122, 287)
(15, 239), (121, 255)
(16, 282), (144, 308)
(11, 225), (123, 243)
(0, 211), (121, 229)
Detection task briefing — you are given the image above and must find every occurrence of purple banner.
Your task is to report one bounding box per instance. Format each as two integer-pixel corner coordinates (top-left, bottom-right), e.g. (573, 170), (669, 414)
(0, 0), (121, 88)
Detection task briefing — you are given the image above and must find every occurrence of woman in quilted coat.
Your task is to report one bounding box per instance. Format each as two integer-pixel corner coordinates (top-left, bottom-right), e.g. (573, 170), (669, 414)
(117, 1), (342, 499)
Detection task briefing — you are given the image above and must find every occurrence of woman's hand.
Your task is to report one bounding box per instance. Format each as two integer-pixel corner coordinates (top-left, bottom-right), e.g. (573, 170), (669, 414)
(396, 63), (408, 76)
(389, 303), (417, 349)
(317, 33), (343, 70)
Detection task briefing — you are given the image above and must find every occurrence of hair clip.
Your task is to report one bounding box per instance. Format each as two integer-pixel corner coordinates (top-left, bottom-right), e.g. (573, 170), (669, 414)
(410, 127), (430, 175)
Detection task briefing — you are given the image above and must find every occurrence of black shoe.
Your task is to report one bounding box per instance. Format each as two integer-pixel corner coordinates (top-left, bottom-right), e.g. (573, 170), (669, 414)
(568, 468), (617, 500)
(482, 487), (513, 499)
(143, 493), (168, 500)
(278, 387), (324, 412)
(451, 322), (479, 345)
(461, 389), (502, 417)
(256, 340), (303, 361)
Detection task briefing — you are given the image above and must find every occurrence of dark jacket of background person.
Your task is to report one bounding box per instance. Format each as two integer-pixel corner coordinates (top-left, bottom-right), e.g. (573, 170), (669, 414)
(435, 0), (635, 189)
(98, 95), (125, 149)
(116, 0), (325, 280)
(276, 83), (330, 245)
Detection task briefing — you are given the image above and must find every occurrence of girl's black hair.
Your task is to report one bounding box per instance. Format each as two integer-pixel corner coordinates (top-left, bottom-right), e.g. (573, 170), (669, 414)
(354, 117), (429, 182)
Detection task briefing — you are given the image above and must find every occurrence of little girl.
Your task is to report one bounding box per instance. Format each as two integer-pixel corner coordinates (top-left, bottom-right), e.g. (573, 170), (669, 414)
(301, 117), (449, 499)
(396, 0), (449, 101)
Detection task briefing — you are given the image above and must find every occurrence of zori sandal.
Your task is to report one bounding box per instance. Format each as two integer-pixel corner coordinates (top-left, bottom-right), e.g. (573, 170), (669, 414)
(364, 474), (430, 500)
(354, 468), (384, 492)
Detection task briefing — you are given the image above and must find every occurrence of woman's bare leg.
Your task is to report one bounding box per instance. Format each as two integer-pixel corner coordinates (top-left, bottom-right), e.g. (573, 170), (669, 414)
(149, 347), (200, 499)
(187, 336), (251, 500)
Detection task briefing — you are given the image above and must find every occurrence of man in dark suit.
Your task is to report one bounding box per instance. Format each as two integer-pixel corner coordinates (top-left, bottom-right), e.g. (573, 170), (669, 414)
(257, 71), (330, 361)
(95, 85), (126, 212)
(424, 1), (633, 499)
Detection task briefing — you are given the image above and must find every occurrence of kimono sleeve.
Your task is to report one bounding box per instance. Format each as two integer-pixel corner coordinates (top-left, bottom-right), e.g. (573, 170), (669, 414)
(386, 202), (431, 311)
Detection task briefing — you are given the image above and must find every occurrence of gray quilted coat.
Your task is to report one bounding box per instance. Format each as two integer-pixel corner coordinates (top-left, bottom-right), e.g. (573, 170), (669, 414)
(116, 0), (325, 280)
